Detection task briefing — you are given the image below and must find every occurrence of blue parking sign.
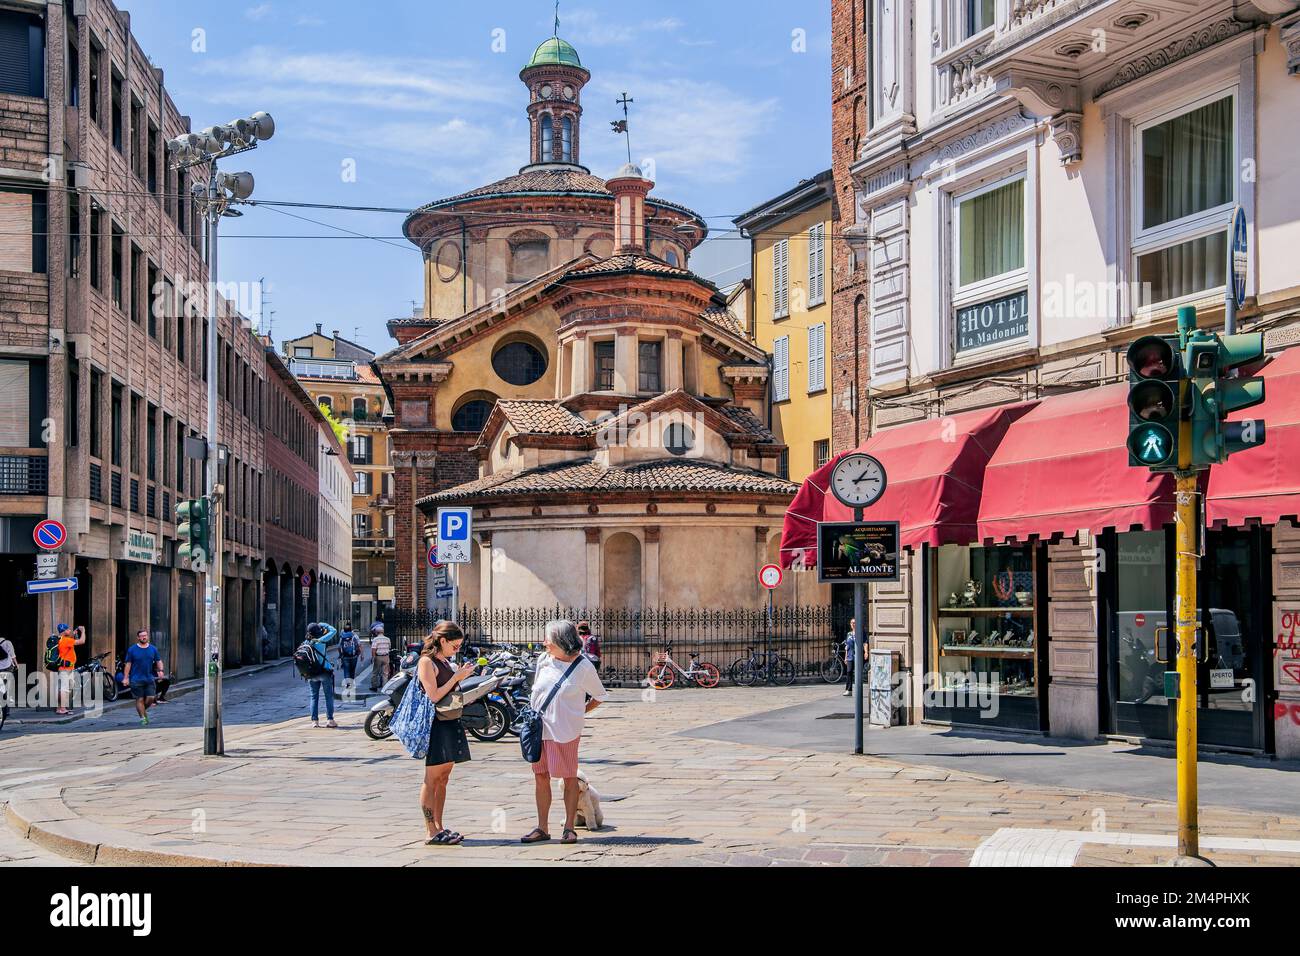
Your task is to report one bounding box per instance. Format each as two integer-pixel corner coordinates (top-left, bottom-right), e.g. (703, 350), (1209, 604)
(436, 507), (472, 563)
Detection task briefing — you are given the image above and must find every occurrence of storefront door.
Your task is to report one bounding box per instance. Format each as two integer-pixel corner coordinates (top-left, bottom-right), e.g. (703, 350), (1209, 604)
(1108, 528), (1269, 752)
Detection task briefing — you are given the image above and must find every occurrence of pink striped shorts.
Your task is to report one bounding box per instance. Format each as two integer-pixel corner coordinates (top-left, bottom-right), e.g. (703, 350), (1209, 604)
(532, 737), (580, 778)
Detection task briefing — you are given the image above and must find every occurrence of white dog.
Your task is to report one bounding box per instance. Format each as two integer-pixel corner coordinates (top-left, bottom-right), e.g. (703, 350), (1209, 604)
(573, 770), (604, 831)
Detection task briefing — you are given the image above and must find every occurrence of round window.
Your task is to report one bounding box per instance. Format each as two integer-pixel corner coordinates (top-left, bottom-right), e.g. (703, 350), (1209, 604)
(452, 399), (494, 433)
(435, 241), (462, 282)
(492, 340), (548, 386)
(665, 422), (695, 457)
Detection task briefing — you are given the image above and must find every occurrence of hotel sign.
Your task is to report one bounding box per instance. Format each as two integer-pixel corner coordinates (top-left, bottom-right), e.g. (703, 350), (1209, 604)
(956, 289), (1029, 354)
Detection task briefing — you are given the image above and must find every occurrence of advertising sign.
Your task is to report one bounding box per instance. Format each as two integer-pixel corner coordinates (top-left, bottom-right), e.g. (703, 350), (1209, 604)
(816, 521), (901, 584)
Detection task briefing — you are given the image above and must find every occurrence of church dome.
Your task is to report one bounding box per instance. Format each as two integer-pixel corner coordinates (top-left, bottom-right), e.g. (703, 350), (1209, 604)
(525, 36), (582, 69)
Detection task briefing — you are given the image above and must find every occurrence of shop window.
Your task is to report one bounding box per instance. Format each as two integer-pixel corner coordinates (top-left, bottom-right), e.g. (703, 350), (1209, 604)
(1134, 92), (1235, 307)
(932, 542), (1038, 714)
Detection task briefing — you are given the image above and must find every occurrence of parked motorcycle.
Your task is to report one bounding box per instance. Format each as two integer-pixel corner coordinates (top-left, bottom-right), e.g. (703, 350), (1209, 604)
(364, 650), (505, 740)
(467, 654), (532, 743)
(113, 659), (173, 702)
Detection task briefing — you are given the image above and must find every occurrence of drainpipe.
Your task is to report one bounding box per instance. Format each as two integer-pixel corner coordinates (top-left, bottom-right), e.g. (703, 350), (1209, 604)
(460, 217), (467, 314)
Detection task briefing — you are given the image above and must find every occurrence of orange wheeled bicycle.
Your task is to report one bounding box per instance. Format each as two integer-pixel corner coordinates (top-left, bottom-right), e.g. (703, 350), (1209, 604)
(645, 644), (720, 689)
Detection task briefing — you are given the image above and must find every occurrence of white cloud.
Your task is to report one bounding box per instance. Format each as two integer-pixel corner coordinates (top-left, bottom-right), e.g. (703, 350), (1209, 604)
(245, 3), (273, 22)
(584, 75), (775, 186)
(559, 8), (684, 46)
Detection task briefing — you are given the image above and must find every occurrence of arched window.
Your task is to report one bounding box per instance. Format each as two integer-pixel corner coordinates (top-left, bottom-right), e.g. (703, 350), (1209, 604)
(561, 117), (573, 162)
(451, 394), (496, 433)
(540, 114), (553, 161)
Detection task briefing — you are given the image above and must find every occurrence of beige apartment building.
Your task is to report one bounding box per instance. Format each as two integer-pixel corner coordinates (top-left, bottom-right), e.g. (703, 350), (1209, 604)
(285, 325), (394, 627)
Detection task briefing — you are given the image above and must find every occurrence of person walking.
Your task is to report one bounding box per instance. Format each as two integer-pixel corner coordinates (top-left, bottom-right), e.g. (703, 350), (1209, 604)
(368, 622), (391, 692)
(53, 623), (85, 715)
(123, 629), (164, 726)
(417, 620), (476, 846)
(303, 622), (340, 728)
(338, 622), (361, 692)
(843, 618), (866, 697)
(521, 619), (607, 846)
(0, 634), (16, 727)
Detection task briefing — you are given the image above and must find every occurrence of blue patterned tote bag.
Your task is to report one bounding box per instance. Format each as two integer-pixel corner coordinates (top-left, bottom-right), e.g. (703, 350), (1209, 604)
(390, 673), (436, 759)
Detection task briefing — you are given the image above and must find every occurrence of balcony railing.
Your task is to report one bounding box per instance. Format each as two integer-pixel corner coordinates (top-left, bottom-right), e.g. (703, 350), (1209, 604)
(0, 455), (48, 495)
(353, 536), (395, 551)
(935, 35), (994, 114)
(1005, 0), (1077, 31)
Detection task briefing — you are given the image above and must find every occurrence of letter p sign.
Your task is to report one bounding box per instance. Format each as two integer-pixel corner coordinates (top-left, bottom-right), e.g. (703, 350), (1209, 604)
(436, 507), (473, 564)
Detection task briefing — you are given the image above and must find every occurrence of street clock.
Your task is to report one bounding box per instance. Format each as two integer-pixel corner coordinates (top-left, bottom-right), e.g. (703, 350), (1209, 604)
(829, 453), (888, 509)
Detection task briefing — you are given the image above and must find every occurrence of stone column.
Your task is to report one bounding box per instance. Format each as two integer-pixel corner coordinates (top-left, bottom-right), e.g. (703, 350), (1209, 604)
(644, 527), (661, 611)
(585, 528), (601, 608)
(613, 329), (636, 395)
(477, 532), (493, 611)
(1046, 534), (1100, 740)
(665, 333), (684, 391)
(570, 333), (588, 395)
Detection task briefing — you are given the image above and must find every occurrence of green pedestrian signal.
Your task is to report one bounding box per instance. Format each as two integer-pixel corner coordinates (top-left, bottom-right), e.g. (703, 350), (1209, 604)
(1126, 334), (1182, 471)
(175, 497), (210, 565)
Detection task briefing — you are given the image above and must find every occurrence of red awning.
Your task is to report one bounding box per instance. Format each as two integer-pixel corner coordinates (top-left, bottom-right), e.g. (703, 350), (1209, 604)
(976, 383), (1175, 543)
(1206, 346), (1300, 527)
(779, 403), (1034, 567)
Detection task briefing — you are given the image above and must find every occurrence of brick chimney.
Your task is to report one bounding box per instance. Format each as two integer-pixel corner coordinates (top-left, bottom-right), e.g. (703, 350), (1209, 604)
(606, 164), (653, 255)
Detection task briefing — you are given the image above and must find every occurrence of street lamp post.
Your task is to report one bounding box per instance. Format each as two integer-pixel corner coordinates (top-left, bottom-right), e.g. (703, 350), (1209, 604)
(168, 113), (274, 756)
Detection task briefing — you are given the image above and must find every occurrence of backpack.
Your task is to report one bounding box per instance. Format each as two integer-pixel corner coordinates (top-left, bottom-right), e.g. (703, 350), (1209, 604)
(339, 633), (359, 658)
(293, 639), (329, 678)
(44, 635), (63, 672)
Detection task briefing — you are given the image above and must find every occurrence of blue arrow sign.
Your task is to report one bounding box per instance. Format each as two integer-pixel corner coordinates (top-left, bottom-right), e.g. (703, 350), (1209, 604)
(26, 577), (78, 594)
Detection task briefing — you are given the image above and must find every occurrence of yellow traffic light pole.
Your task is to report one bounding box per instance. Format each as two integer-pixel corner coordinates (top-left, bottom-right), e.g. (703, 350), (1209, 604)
(1173, 468), (1200, 860)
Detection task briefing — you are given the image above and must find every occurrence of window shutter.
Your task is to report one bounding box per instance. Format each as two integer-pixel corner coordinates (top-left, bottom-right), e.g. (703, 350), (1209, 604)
(0, 360), (30, 445)
(808, 324), (825, 392)
(808, 224), (825, 305)
(773, 239), (789, 317)
(0, 191), (33, 272)
(773, 336), (789, 402)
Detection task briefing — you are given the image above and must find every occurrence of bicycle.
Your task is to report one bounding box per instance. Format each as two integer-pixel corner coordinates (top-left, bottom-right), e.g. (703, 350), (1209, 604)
(820, 639), (847, 684)
(645, 644), (720, 689)
(729, 646), (796, 687)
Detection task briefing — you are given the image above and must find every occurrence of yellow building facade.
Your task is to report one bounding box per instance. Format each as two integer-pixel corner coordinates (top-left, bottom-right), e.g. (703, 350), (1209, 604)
(284, 326), (395, 626)
(735, 170), (835, 484)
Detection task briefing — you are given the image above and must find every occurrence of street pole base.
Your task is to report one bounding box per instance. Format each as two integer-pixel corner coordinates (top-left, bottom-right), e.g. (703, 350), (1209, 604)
(1170, 854), (1215, 867)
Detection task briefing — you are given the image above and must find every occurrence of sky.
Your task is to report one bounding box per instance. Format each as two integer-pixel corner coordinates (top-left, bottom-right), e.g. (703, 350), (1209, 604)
(125, 0), (832, 353)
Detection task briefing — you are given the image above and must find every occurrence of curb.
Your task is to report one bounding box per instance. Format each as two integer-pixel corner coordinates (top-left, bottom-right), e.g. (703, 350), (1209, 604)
(3, 795), (375, 867)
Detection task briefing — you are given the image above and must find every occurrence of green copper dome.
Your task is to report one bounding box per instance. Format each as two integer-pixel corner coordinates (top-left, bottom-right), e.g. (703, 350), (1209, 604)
(525, 36), (582, 69)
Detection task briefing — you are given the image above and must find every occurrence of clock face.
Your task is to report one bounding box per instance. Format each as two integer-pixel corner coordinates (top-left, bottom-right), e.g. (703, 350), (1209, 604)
(830, 453), (887, 508)
(563, 85), (574, 100)
(540, 84), (553, 98)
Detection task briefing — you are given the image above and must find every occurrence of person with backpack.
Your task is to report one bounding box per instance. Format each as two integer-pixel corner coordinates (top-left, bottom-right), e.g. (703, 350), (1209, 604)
(295, 623), (339, 728)
(48, 623), (85, 715)
(338, 622), (361, 689)
(369, 622), (391, 692)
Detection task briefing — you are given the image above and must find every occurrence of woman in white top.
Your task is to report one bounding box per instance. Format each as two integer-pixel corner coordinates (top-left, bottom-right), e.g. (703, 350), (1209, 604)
(521, 619), (608, 845)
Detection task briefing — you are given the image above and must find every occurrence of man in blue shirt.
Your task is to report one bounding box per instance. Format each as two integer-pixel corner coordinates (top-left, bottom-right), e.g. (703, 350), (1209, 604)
(123, 629), (164, 726)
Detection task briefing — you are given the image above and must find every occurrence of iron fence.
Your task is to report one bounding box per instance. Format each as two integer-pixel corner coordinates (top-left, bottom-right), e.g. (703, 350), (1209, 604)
(380, 605), (850, 687)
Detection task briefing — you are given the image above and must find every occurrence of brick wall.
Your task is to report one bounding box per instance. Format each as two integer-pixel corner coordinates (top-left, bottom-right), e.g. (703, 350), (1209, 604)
(0, 96), (49, 172)
(830, 0), (870, 453)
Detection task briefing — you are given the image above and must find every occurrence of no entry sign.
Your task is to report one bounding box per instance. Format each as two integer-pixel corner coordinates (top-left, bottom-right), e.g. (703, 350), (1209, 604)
(34, 519), (67, 551)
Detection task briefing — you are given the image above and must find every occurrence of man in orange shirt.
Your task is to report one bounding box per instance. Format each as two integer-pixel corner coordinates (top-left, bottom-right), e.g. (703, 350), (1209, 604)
(54, 623), (85, 715)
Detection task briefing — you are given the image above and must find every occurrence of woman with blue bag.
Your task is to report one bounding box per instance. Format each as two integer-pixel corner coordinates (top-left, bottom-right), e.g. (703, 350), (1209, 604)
(390, 620), (476, 846)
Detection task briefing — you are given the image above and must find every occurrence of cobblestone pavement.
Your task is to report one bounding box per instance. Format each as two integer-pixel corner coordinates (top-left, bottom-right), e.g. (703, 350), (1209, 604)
(2, 665), (1299, 866)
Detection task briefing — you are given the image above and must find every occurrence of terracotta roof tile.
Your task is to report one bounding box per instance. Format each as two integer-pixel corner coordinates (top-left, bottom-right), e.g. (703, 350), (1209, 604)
(496, 401), (593, 436)
(719, 405), (778, 442)
(567, 253), (693, 277)
(700, 306), (745, 337)
(423, 457), (797, 504)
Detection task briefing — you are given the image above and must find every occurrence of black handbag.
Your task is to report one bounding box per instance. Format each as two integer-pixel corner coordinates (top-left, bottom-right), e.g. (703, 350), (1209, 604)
(517, 656), (583, 763)
(460, 699), (490, 731)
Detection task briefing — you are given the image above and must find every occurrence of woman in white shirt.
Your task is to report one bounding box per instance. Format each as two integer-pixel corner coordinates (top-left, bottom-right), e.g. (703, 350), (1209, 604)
(521, 619), (608, 845)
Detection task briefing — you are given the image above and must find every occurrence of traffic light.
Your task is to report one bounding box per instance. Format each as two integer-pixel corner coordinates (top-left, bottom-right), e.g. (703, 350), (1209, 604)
(1126, 334), (1182, 470)
(176, 497), (210, 565)
(1188, 329), (1267, 467)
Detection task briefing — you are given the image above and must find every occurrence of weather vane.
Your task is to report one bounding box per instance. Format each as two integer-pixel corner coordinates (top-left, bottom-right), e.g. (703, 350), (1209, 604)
(611, 92), (634, 165)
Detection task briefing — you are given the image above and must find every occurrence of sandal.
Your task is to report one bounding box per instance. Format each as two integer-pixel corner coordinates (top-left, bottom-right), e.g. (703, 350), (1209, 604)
(521, 827), (551, 844)
(561, 827), (578, 844)
(444, 831), (464, 845)
(425, 829), (452, 846)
